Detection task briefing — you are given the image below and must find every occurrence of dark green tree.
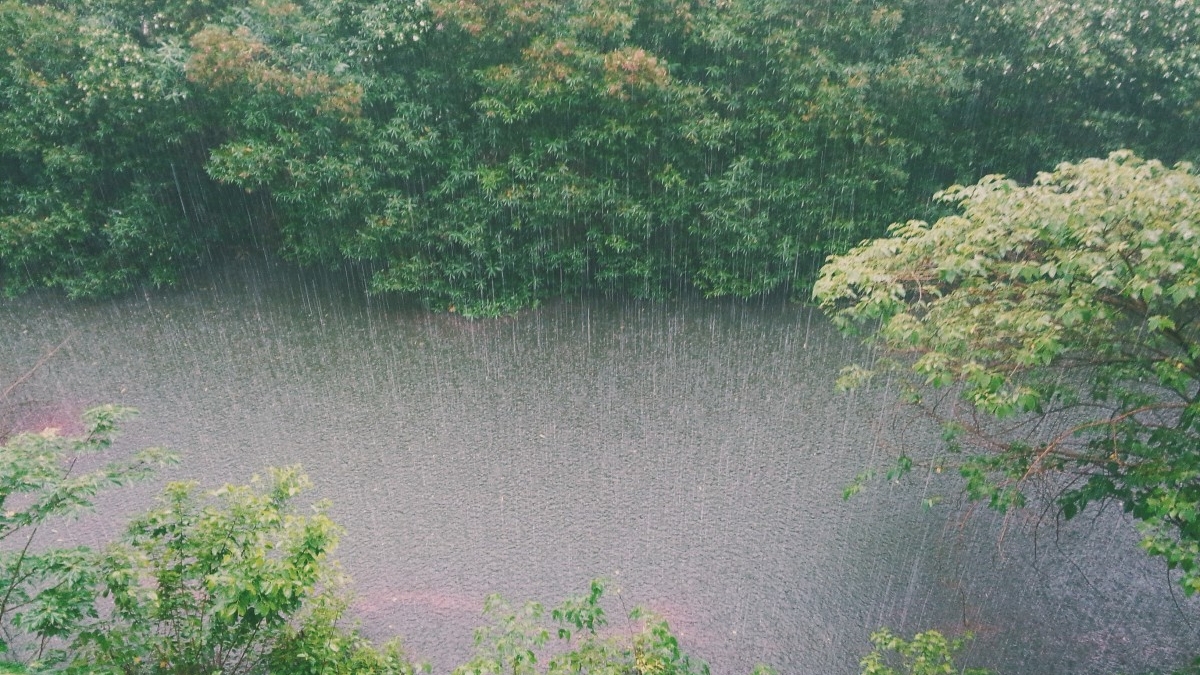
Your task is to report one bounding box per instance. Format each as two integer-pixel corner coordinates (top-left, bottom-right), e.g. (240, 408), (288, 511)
(6, 0), (1200, 313)
(0, 1), (230, 297)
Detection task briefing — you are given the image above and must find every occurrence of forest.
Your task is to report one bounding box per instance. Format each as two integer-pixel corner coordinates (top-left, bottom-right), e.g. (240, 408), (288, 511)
(3, 0), (1198, 314)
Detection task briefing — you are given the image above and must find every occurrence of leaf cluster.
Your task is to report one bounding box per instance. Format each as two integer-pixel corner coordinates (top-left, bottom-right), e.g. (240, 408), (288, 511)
(859, 628), (991, 675)
(0, 405), (738, 675)
(454, 579), (725, 675)
(816, 151), (1200, 592)
(0, 401), (418, 674)
(72, 466), (416, 675)
(0, 406), (174, 666)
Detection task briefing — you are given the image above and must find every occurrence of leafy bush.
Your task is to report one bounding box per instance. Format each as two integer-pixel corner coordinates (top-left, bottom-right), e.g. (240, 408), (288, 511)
(73, 466), (415, 675)
(860, 628), (991, 675)
(453, 579), (727, 675)
(0, 406), (172, 667)
(0, 403), (719, 674)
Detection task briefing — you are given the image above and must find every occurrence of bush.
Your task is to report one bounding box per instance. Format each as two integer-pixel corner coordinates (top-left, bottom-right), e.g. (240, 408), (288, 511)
(72, 466), (416, 675)
(0, 406), (172, 667)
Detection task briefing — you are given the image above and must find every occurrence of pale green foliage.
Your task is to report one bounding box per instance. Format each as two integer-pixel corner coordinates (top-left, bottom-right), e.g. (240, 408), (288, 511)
(0, 406), (173, 666)
(264, 594), (420, 675)
(74, 466), (411, 675)
(859, 628), (991, 675)
(816, 152), (1200, 591)
(0, 410), (718, 674)
(454, 580), (719, 675)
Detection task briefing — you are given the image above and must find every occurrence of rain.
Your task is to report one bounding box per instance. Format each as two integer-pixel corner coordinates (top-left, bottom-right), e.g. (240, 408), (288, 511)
(1, 260), (1193, 674)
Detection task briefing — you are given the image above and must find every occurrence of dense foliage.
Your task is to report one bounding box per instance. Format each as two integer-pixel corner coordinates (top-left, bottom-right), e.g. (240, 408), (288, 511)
(815, 152), (1200, 593)
(3, 0), (1199, 313)
(73, 467), (406, 675)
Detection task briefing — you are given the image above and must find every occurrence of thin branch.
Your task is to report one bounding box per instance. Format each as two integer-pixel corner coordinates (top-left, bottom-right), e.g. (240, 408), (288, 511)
(1, 336), (73, 402)
(0, 455), (78, 623)
(1014, 403), (1186, 485)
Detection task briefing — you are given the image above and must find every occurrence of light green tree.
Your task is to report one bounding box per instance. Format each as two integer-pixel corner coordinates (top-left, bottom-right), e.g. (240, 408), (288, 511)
(815, 151), (1200, 592)
(72, 466), (415, 675)
(859, 628), (991, 675)
(453, 579), (759, 675)
(0, 405), (172, 668)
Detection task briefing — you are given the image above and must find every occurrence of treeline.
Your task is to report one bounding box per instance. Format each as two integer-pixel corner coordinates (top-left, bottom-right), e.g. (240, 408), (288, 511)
(2, 0), (1198, 314)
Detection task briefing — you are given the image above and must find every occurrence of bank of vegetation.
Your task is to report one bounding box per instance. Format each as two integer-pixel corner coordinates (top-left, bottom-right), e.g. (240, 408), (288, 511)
(2, 0), (1198, 314)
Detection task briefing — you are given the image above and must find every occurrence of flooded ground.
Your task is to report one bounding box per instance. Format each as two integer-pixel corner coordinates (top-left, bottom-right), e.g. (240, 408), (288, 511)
(2, 260), (1195, 674)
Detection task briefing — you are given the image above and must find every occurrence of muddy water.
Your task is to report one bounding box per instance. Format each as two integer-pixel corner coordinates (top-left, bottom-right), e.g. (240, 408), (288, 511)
(1, 260), (1195, 674)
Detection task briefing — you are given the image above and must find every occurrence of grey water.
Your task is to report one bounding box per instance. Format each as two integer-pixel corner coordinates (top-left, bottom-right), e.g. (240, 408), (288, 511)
(1, 260), (1196, 674)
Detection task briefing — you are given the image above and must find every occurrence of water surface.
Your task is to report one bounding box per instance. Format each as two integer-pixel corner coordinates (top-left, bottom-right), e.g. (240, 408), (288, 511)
(2, 260), (1195, 673)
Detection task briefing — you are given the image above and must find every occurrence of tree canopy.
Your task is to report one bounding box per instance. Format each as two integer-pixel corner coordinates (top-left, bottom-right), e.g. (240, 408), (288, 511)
(3, 0), (1200, 313)
(815, 151), (1200, 593)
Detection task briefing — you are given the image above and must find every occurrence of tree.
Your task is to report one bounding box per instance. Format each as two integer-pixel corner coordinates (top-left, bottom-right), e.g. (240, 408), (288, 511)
(6, 0), (1200, 313)
(0, 406), (173, 667)
(814, 151), (1200, 592)
(72, 466), (414, 675)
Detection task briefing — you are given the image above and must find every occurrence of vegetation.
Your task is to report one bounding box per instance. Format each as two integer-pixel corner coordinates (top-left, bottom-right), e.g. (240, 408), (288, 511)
(3, 0), (1199, 313)
(452, 579), (739, 675)
(0, 406), (172, 665)
(0, 405), (421, 673)
(71, 467), (412, 675)
(815, 152), (1200, 594)
(0, 407), (750, 674)
(5, 0), (1200, 670)
(859, 628), (990, 675)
